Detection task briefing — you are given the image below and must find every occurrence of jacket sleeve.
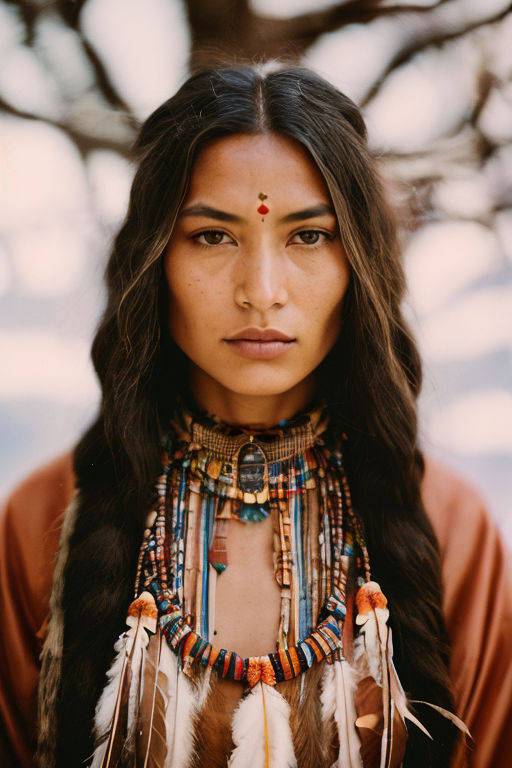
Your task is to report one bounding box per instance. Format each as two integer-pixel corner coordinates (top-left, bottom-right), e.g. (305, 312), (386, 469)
(422, 457), (512, 768)
(0, 454), (75, 768)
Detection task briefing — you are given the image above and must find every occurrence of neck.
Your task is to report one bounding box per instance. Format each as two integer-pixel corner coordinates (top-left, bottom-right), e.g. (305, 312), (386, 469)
(189, 367), (316, 428)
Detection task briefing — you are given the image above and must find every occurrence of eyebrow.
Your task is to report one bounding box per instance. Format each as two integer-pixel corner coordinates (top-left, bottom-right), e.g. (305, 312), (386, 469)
(179, 203), (336, 224)
(281, 204), (335, 222)
(179, 205), (243, 223)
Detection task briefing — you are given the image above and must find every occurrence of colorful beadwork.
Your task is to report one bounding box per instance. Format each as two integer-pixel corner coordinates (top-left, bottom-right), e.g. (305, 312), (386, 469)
(133, 404), (370, 688)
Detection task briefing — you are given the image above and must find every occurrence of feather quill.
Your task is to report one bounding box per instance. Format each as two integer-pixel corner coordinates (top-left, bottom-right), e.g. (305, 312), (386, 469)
(228, 682), (297, 768)
(386, 649), (432, 739)
(408, 700), (471, 737)
(355, 584), (393, 768)
(354, 581), (468, 765)
(160, 639), (211, 768)
(136, 630), (168, 768)
(321, 661), (363, 768)
(90, 592), (157, 768)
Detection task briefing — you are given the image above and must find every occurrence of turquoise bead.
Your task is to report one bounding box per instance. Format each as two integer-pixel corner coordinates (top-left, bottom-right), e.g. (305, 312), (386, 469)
(238, 501), (270, 522)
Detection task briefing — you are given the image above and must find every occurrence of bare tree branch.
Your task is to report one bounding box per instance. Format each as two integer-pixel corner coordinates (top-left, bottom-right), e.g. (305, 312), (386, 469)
(4, 0), (38, 43)
(186, 0), (449, 70)
(258, 0), (447, 51)
(0, 95), (137, 157)
(55, 0), (135, 114)
(361, 4), (512, 107)
(5, 0), (134, 114)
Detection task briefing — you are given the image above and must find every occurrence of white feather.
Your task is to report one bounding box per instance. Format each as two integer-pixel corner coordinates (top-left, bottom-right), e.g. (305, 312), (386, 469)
(170, 667), (197, 768)
(356, 607), (392, 768)
(93, 635), (128, 743)
(334, 661), (363, 768)
(160, 639), (211, 768)
(352, 635), (369, 684)
(355, 607), (389, 685)
(89, 733), (109, 767)
(409, 699), (470, 736)
(128, 632), (147, 729)
(90, 616), (151, 768)
(320, 663), (337, 725)
(228, 682), (297, 768)
(387, 653), (432, 739)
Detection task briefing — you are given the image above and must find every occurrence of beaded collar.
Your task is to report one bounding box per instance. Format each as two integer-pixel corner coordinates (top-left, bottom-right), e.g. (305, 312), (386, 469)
(134, 404), (369, 688)
(169, 402), (330, 521)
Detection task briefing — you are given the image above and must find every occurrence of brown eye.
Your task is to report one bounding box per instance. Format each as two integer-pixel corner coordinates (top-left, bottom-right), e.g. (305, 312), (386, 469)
(289, 229), (335, 247)
(298, 230), (320, 244)
(199, 230), (226, 245)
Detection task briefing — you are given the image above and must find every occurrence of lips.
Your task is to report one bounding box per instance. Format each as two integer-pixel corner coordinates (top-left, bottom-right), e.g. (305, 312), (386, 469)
(224, 328), (296, 360)
(227, 328), (295, 342)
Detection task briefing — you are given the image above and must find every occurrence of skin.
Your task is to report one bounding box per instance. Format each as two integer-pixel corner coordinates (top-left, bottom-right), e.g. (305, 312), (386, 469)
(163, 132), (351, 719)
(164, 132), (350, 427)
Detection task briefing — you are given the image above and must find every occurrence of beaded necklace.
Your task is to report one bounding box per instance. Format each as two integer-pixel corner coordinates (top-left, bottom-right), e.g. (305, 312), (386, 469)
(90, 406), (465, 768)
(134, 404), (370, 687)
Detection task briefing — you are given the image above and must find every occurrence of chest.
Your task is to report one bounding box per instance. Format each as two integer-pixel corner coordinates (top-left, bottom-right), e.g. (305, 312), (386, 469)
(207, 516), (282, 732)
(213, 516), (281, 658)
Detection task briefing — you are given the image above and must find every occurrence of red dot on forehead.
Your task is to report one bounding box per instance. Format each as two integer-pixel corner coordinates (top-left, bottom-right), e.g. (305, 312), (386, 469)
(257, 203), (269, 215)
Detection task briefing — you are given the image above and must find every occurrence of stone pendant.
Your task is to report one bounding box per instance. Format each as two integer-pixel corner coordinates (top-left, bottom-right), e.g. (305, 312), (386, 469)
(238, 441), (266, 493)
(238, 441), (269, 522)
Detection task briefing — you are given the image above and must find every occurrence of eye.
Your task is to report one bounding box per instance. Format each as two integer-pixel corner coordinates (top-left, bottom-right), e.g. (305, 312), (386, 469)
(193, 229), (234, 246)
(289, 229), (335, 246)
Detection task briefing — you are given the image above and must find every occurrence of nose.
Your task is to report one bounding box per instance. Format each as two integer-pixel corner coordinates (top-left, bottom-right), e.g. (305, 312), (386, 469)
(234, 244), (288, 312)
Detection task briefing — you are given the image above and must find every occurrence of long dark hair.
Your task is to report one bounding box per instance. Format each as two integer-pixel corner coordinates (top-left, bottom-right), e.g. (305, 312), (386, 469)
(55, 65), (456, 766)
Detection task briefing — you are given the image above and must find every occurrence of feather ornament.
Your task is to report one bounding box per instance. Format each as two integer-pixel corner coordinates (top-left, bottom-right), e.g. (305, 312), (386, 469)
(386, 648), (432, 739)
(90, 592), (158, 768)
(135, 630), (168, 768)
(408, 699), (471, 737)
(355, 582), (395, 768)
(321, 661), (363, 768)
(190, 671), (235, 767)
(284, 664), (329, 768)
(91, 602), (212, 768)
(228, 681), (297, 768)
(354, 581), (469, 767)
(161, 638), (212, 768)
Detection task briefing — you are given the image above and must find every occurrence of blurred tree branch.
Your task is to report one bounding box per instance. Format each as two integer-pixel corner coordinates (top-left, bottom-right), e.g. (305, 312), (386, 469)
(361, 4), (512, 107)
(4, 0), (487, 149)
(2, 0), (511, 232)
(186, 0), (442, 70)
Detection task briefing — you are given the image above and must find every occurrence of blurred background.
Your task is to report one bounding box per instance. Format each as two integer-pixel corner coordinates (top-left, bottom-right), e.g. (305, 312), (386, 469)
(0, 0), (511, 543)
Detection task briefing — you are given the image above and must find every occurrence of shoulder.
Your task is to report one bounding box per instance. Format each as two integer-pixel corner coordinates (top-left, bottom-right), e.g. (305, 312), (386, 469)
(421, 456), (512, 764)
(0, 452), (76, 635)
(421, 455), (498, 562)
(2, 451), (76, 520)
(420, 455), (510, 628)
(1, 451), (76, 561)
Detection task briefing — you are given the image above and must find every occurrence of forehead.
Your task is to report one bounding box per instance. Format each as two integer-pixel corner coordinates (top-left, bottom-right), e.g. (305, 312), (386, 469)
(185, 132), (331, 206)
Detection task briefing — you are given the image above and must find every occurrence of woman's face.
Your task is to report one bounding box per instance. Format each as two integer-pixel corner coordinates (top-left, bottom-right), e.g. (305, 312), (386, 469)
(164, 132), (350, 421)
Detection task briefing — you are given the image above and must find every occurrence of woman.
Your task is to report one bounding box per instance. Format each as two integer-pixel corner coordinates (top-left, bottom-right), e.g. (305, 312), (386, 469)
(1, 65), (511, 768)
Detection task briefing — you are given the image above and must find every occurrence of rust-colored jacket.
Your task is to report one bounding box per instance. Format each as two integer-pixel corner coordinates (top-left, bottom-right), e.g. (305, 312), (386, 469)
(0, 453), (511, 767)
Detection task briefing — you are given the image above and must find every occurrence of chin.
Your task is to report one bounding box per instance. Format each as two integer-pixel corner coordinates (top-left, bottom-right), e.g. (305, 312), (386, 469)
(217, 368), (310, 398)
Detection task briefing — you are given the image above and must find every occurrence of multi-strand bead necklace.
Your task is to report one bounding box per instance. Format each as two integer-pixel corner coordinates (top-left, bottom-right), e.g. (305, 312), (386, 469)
(134, 404), (369, 686)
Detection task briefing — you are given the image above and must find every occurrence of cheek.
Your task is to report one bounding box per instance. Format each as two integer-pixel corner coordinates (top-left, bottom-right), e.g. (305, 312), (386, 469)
(165, 264), (221, 342)
(305, 265), (350, 335)
(165, 261), (196, 338)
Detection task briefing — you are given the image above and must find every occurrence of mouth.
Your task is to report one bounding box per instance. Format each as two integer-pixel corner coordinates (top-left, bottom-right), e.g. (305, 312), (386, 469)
(224, 328), (296, 360)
